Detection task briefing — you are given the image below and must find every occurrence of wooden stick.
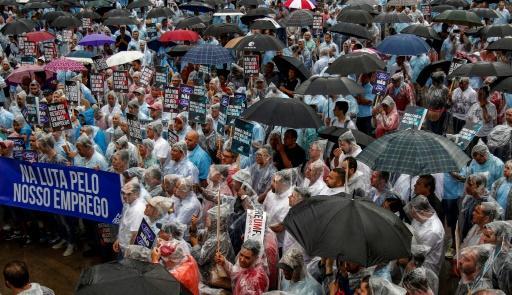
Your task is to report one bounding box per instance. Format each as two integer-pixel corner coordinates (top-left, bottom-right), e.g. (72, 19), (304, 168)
(216, 189), (221, 252)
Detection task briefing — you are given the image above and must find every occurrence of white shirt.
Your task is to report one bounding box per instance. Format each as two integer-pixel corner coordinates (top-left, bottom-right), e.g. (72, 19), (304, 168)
(168, 193), (201, 239)
(304, 177), (329, 196)
(118, 197), (146, 250)
(263, 187), (292, 247)
(153, 136), (170, 161)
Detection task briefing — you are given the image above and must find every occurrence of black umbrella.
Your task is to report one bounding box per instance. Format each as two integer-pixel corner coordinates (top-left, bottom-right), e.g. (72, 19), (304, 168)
(479, 24), (512, 38)
(373, 12), (412, 24)
(337, 9), (373, 24)
(329, 22), (371, 39)
(433, 10), (483, 27)
(85, 0), (114, 8)
(325, 52), (386, 76)
(283, 195), (413, 266)
(273, 55), (311, 83)
(76, 11), (102, 20)
(53, 0), (82, 8)
(285, 9), (313, 27)
(0, 0), (17, 5)
(250, 18), (281, 30)
(235, 34), (285, 52)
(51, 15), (82, 28)
(295, 75), (365, 96)
(75, 258), (185, 295)
(23, 2), (53, 9)
(43, 11), (72, 22)
(238, 0), (263, 6)
(179, 1), (215, 13)
(242, 97), (323, 128)
(0, 19), (34, 35)
(448, 62), (512, 78)
(490, 76), (512, 93)
(318, 126), (375, 146)
(431, 4), (455, 13)
(167, 45), (191, 57)
(126, 0), (153, 9)
(204, 24), (243, 37)
(431, 0), (469, 8)
(241, 7), (275, 24)
(103, 8), (131, 17)
(147, 7), (173, 18)
(343, 4), (379, 15)
(103, 16), (137, 26)
(470, 8), (499, 19)
(487, 37), (512, 51)
(416, 60), (451, 86)
(401, 24), (441, 40)
(175, 16), (207, 29)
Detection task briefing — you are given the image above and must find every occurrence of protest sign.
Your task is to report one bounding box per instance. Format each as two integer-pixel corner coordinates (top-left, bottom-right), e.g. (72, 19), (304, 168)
(243, 55), (260, 75)
(456, 121), (483, 150)
(227, 93), (246, 125)
(0, 157), (123, 224)
(154, 66), (168, 87)
(22, 151), (38, 163)
(146, 23), (158, 39)
(193, 84), (206, 96)
(93, 55), (109, 71)
(90, 73), (104, 96)
(372, 71), (390, 95)
(20, 56), (35, 65)
(448, 58), (467, 76)
(216, 95), (229, 135)
(22, 96), (40, 125)
(399, 105), (428, 130)
(48, 102), (72, 131)
(164, 86), (179, 113)
(168, 130), (179, 146)
(82, 17), (91, 29)
(65, 80), (81, 105)
(243, 209), (267, 247)
(179, 84), (193, 112)
(188, 95), (207, 124)
(97, 223), (116, 245)
(126, 113), (143, 144)
(62, 30), (73, 42)
(134, 218), (156, 249)
(140, 67), (154, 87)
(39, 102), (50, 128)
(232, 118), (254, 157)
(313, 15), (323, 30)
(113, 70), (129, 93)
(43, 42), (57, 61)
(421, 4), (431, 16)
(8, 137), (24, 160)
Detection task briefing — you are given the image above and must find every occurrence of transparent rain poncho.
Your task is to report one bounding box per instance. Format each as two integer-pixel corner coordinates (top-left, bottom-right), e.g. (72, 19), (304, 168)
(278, 248), (324, 295)
(402, 267), (435, 295)
(482, 221), (512, 295)
(370, 277), (407, 295)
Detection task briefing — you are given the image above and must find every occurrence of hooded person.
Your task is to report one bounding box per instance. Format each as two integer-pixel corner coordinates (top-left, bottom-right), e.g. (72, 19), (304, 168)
(402, 267), (435, 295)
(198, 164), (234, 224)
(173, 112), (192, 141)
(481, 221), (512, 295)
(461, 202), (501, 249)
(405, 196), (445, 275)
(163, 141), (199, 184)
(143, 196), (174, 234)
(367, 277), (407, 295)
(250, 145), (277, 201)
(455, 244), (495, 295)
(400, 244), (439, 294)
(469, 142), (504, 191)
(303, 159), (329, 196)
(278, 248), (323, 295)
(372, 95), (399, 138)
(333, 131), (370, 182)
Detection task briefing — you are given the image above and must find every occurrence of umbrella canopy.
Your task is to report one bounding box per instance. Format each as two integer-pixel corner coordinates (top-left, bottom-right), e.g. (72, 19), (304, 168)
(225, 36), (244, 49)
(78, 33), (114, 46)
(0, 19), (34, 35)
(85, 0), (113, 8)
(242, 97), (322, 128)
(76, 259), (182, 295)
(181, 44), (234, 65)
(487, 37), (512, 51)
(448, 61), (512, 78)
(65, 57), (93, 64)
(76, 11), (102, 20)
(326, 52), (385, 76)
(103, 16), (137, 26)
(42, 11), (71, 22)
(295, 75), (365, 96)
(432, 4), (455, 13)
(175, 16), (207, 29)
(104, 8), (130, 17)
(147, 7), (173, 18)
(126, 0), (152, 9)
(283, 196), (413, 266)
(318, 126), (375, 146)
(273, 55), (311, 82)
(386, 0), (418, 6)
(179, 1), (215, 13)
(343, 4), (379, 14)
(433, 10), (483, 27)
(416, 60), (451, 86)
(160, 29), (200, 42)
(356, 129), (470, 175)
(23, 2), (53, 9)
(284, 0), (316, 10)
(478, 24), (512, 38)
(431, 0), (469, 7)
(45, 58), (86, 72)
(204, 24), (243, 37)
(7, 65), (53, 84)
(337, 9), (373, 24)
(401, 24), (441, 40)
(67, 50), (96, 58)
(51, 15), (82, 28)
(250, 18), (281, 30)
(329, 22), (371, 39)
(235, 34), (285, 51)
(373, 12), (412, 24)
(491, 76), (512, 93)
(241, 7), (275, 24)
(26, 31), (55, 43)
(285, 9), (313, 27)
(470, 8), (499, 19)
(106, 51), (144, 67)
(239, 0), (263, 6)
(376, 34), (430, 56)
(54, 0), (82, 8)
(167, 45), (191, 57)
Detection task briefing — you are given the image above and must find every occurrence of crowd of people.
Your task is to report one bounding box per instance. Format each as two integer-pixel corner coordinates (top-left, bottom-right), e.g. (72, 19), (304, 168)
(0, 0), (512, 294)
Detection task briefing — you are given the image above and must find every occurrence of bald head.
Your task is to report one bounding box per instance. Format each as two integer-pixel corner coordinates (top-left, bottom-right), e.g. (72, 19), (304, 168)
(185, 130), (199, 151)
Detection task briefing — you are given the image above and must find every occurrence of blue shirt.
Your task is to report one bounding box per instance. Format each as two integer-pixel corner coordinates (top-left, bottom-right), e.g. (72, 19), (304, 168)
(496, 179), (512, 210)
(358, 83), (375, 118)
(443, 169), (466, 200)
(469, 155), (505, 190)
(187, 144), (212, 181)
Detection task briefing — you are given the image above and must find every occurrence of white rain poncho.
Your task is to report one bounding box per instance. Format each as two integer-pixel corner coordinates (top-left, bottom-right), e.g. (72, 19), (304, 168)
(278, 248), (324, 295)
(369, 277), (407, 295)
(482, 221), (512, 295)
(402, 267), (435, 295)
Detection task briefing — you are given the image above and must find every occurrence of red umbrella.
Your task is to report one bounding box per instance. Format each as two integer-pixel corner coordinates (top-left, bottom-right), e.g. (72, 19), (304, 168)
(26, 31), (55, 43)
(6, 65), (54, 84)
(160, 29), (200, 42)
(45, 58), (86, 72)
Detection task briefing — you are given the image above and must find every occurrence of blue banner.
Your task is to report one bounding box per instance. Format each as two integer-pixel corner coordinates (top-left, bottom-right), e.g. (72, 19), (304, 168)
(135, 218), (156, 249)
(0, 157), (123, 224)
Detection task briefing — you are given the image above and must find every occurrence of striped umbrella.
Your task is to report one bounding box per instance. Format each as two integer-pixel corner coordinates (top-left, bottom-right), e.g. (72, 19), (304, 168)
(284, 0), (316, 10)
(45, 58), (86, 72)
(356, 129), (470, 175)
(181, 44), (234, 65)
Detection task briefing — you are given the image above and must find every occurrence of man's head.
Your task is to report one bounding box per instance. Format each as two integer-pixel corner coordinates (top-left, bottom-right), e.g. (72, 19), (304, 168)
(334, 101), (349, 118)
(144, 166), (162, 189)
(283, 129), (298, 148)
(121, 180), (141, 204)
(221, 149), (237, 165)
(162, 174), (181, 197)
(185, 130), (199, 151)
(326, 168), (345, 188)
(111, 150), (129, 173)
(76, 135), (95, 158)
(324, 32), (332, 43)
(271, 170), (292, 194)
(465, 174), (488, 197)
(174, 178), (192, 199)
(305, 159), (324, 183)
(506, 108), (512, 126)
(289, 186), (311, 207)
(342, 157), (357, 178)
(414, 175), (435, 196)
(370, 171), (390, 190)
(472, 202), (499, 227)
(472, 143), (489, 165)
(308, 140), (325, 161)
(238, 239), (261, 268)
(459, 245), (492, 278)
(338, 130), (356, 154)
(459, 77), (470, 91)
(278, 248), (304, 282)
(37, 134), (55, 155)
(505, 160), (512, 180)
(255, 146), (271, 166)
(3, 260), (29, 290)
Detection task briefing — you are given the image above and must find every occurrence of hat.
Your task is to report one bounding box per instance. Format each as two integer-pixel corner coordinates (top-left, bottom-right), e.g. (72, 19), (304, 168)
(149, 101), (163, 111)
(171, 141), (187, 155)
(338, 130), (356, 143)
(146, 196), (174, 216)
(134, 87), (145, 95)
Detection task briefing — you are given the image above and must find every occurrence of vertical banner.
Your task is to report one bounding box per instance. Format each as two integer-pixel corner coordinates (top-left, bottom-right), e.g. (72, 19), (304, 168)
(154, 66), (169, 87)
(146, 23), (158, 39)
(140, 67), (154, 87)
(399, 105), (428, 130)
(188, 95), (207, 124)
(179, 84), (193, 112)
(62, 30), (73, 42)
(163, 86), (179, 113)
(312, 15), (323, 36)
(65, 80), (81, 105)
(0, 157), (123, 224)
(243, 209), (267, 247)
(232, 118), (254, 157)
(22, 96), (40, 125)
(90, 73), (105, 97)
(39, 102), (50, 128)
(8, 137), (25, 160)
(93, 55), (109, 71)
(243, 55), (260, 76)
(372, 71), (390, 95)
(43, 42), (57, 61)
(48, 102), (72, 131)
(126, 113), (143, 144)
(216, 95), (229, 135)
(113, 70), (129, 93)
(134, 218), (156, 249)
(227, 93), (246, 126)
(82, 18), (91, 29)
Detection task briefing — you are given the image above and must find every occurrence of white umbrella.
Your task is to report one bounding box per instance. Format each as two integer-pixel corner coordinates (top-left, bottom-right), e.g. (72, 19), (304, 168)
(106, 51), (144, 67)
(65, 57), (94, 64)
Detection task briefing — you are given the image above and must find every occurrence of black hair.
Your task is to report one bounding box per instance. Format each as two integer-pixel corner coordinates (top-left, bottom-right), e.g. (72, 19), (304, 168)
(284, 129), (298, 139)
(418, 174), (435, 194)
(334, 101), (349, 115)
(3, 260), (29, 289)
(343, 156), (358, 171)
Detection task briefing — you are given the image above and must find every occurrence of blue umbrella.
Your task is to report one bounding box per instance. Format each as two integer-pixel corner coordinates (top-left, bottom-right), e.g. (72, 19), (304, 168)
(376, 34), (430, 56)
(67, 50), (95, 58)
(181, 44), (234, 65)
